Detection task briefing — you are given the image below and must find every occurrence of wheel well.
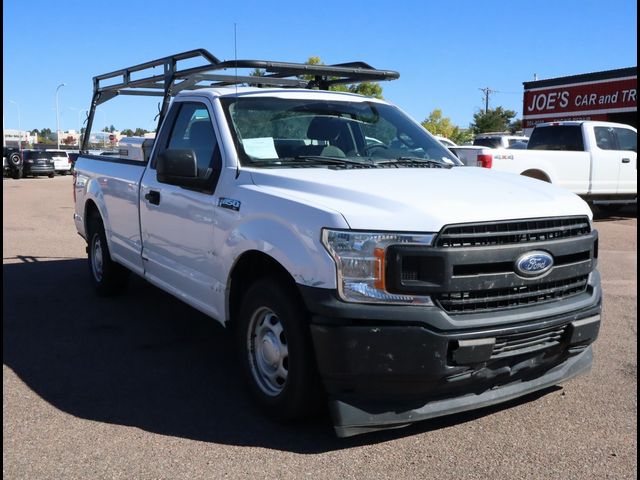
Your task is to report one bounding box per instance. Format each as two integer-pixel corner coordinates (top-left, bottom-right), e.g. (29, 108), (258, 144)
(84, 200), (100, 233)
(521, 169), (551, 183)
(228, 251), (300, 327)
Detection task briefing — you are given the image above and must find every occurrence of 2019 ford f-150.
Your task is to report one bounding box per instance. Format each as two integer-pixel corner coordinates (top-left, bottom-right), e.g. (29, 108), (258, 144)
(73, 49), (601, 437)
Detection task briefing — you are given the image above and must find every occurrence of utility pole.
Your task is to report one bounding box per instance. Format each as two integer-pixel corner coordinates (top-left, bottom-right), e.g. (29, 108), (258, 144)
(479, 87), (496, 113)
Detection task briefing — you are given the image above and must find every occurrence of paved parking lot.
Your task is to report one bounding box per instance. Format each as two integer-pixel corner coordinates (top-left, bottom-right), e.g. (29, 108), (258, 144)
(3, 176), (637, 479)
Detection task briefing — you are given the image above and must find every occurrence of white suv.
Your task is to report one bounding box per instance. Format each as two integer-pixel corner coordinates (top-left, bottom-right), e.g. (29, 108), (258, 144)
(473, 133), (529, 149)
(48, 150), (72, 175)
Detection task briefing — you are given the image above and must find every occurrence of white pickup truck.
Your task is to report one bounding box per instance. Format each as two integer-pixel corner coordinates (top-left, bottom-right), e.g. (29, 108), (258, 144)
(73, 49), (602, 437)
(477, 121), (637, 208)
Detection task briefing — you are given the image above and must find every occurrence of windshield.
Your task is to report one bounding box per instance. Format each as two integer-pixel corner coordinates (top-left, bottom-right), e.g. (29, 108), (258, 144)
(220, 97), (461, 168)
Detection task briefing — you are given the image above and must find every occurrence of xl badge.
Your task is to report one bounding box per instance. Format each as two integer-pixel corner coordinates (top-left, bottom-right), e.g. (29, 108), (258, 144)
(515, 251), (554, 278)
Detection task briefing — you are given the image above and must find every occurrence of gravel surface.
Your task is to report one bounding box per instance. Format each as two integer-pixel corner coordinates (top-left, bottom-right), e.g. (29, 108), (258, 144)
(3, 176), (637, 479)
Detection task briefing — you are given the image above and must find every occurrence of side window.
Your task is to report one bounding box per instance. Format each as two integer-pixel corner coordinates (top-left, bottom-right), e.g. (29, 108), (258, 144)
(162, 102), (221, 180)
(594, 127), (616, 151)
(613, 128), (637, 152)
(167, 103), (219, 179)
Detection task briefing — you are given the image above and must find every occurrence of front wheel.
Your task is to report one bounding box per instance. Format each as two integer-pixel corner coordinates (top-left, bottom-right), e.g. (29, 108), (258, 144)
(87, 213), (130, 295)
(237, 278), (323, 421)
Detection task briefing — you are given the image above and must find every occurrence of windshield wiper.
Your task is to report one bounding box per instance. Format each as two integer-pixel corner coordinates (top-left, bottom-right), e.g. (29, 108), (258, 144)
(373, 156), (453, 169)
(292, 155), (377, 168)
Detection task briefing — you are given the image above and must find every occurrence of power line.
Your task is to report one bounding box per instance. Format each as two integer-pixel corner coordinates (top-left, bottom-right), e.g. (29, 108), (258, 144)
(479, 87), (522, 113)
(478, 87), (496, 113)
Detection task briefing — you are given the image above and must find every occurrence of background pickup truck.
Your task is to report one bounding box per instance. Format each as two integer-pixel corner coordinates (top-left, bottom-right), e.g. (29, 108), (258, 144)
(73, 49), (602, 437)
(477, 121), (637, 207)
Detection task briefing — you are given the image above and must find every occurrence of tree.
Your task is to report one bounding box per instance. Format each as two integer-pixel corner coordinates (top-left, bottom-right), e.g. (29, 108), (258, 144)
(121, 129), (134, 137)
(38, 128), (53, 141)
(421, 109), (456, 137)
(508, 118), (523, 134)
(420, 109), (473, 145)
(109, 124), (116, 133)
(470, 107), (517, 134)
(133, 128), (149, 137)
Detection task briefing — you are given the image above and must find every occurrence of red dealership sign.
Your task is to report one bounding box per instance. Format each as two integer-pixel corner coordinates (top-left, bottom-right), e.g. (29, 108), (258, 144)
(523, 76), (636, 128)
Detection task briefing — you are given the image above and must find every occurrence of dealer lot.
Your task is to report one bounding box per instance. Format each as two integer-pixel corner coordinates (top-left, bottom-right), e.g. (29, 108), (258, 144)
(3, 176), (637, 479)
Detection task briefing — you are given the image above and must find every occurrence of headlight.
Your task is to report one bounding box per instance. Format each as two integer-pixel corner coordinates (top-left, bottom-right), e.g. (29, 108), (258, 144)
(321, 229), (435, 304)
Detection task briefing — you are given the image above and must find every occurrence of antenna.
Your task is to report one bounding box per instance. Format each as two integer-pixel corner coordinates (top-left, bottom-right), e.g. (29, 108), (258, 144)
(234, 23), (240, 179)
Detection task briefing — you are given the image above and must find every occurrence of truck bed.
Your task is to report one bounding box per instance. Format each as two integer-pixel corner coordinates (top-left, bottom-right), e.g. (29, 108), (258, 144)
(74, 154), (147, 275)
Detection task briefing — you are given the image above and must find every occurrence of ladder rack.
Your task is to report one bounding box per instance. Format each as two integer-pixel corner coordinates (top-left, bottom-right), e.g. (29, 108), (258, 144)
(81, 48), (399, 151)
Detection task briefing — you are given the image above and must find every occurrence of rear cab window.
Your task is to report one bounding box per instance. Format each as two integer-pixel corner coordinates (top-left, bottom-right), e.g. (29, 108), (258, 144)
(527, 125), (585, 151)
(473, 137), (502, 148)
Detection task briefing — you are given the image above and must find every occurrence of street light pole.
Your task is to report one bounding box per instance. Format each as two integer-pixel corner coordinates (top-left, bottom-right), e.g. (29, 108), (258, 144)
(55, 83), (66, 149)
(9, 100), (21, 149)
(68, 107), (86, 147)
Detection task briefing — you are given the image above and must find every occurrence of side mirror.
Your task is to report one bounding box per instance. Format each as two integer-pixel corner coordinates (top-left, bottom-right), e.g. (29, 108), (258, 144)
(156, 149), (205, 188)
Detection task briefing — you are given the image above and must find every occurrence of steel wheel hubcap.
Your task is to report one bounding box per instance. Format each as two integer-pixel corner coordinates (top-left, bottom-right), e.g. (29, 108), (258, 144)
(91, 235), (104, 282)
(247, 307), (288, 396)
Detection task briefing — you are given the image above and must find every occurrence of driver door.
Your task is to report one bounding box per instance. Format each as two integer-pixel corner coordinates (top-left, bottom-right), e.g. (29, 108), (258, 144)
(139, 99), (224, 319)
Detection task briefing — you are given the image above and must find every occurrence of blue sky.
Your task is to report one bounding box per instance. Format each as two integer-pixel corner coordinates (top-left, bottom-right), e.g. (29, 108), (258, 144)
(3, 0), (637, 133)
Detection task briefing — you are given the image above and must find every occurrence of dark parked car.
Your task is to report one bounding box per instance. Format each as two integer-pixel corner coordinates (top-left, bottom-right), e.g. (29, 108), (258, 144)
(3, 146), (23, 179)
(21, 150), (56, 178)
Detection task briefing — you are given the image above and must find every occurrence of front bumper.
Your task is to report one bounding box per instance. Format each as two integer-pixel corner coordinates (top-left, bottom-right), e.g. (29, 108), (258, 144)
(299, 271), (602, 437)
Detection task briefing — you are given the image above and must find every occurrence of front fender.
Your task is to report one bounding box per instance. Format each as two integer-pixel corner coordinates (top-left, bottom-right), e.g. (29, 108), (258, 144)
(224, 216), (339, 289)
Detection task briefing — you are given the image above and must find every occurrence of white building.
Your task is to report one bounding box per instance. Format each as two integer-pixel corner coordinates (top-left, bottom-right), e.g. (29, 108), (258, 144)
(4, 129), (38, 147)
(54, 130), (82, 146)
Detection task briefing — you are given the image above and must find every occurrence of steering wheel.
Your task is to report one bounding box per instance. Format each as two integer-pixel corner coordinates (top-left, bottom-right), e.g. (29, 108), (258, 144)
(363, 143), (389, 155)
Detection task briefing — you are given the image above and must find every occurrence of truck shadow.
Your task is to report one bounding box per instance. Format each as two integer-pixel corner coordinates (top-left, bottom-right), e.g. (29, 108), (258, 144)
(592, 204), (637, 222)
(3, 258), (559, 453)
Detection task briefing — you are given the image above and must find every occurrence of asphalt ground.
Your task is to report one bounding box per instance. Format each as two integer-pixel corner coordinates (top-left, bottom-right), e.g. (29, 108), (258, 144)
(3, 175), (637, 479)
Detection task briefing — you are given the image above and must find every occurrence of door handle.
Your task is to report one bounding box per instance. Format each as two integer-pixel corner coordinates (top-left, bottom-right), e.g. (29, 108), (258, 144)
(621, 158), (631, 163)
(144, 190), (161, 205)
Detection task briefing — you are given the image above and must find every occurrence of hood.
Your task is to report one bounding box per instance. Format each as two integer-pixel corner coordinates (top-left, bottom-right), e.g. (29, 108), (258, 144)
(248, 166), (591, 231)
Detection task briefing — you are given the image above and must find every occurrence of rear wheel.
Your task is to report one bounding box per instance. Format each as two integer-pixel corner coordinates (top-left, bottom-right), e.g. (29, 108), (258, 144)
(11, 168), (22, 180)
(237, 278), (323, 421)
(87, 212), (130, 295)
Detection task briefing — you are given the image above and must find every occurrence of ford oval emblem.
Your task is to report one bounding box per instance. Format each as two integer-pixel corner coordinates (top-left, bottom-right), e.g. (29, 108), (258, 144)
(515, 251), (554, 277)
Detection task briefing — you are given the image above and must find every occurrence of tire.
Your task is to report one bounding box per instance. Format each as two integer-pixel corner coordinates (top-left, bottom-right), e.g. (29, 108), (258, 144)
(237, 278), (323, 421)
(9, 152), (21, 167)
(48, 173), (55, 178)
(87, 212), (130, 296)
(11, 168), (22, 180)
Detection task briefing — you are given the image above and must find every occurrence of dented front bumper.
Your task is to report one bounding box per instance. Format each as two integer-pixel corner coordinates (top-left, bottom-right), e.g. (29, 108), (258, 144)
(299, 271), (602, 437)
